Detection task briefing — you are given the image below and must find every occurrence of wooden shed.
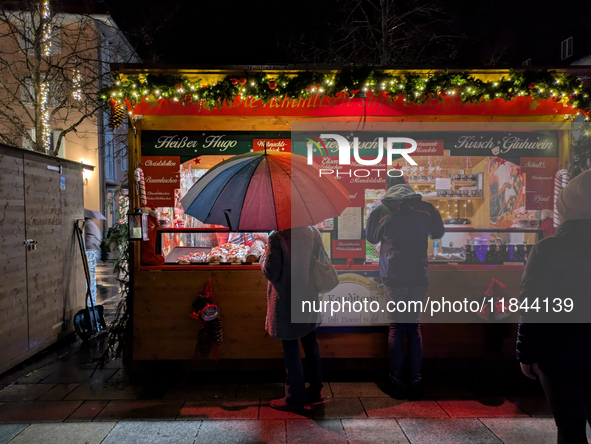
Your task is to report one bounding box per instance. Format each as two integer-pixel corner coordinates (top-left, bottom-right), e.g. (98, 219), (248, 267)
(0, 144), (87, 374)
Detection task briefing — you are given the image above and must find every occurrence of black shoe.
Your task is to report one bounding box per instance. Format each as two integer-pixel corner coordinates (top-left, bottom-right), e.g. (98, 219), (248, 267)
(409, 382), (423, 400)
(306, 386), (325, 405)
(383, 381), (405, 399)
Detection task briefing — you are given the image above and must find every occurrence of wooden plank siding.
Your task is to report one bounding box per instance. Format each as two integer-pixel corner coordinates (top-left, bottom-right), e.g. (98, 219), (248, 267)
(24, 155), (65, 349)
(133, 268), (520, 362)
(0, 145), (85, 374)
(0, 150), (29, 364)
(59, 161), (85, 333)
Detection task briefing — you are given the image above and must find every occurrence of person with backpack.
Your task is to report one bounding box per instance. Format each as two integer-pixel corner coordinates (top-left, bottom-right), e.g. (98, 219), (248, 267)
(366, 174), (445, 399)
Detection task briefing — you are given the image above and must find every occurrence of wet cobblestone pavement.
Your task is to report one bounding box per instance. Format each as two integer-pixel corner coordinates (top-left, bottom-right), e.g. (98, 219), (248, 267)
(0, 262), (589, 443)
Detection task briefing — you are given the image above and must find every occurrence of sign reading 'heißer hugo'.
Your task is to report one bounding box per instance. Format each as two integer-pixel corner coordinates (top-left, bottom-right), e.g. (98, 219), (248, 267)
(142, 156), (181, 207)
(141, 131), (290, 159)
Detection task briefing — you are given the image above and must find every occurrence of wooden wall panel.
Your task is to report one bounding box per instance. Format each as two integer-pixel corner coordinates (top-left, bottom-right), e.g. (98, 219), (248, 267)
(23, 155), (64, 349)
(0, 146), (86, 374)
(133, 270), (283, 360)
(59, 162), (85, 332)
(133, 268), (521, 362)
(0, 150), (28, 363)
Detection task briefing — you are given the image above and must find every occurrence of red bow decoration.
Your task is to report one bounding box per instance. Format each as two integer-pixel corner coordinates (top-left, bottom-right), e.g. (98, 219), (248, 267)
(477, 278), (511, 321)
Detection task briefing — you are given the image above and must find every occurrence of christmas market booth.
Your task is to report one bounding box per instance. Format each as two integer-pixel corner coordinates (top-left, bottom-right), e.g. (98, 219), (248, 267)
(105, 65), (591, 367)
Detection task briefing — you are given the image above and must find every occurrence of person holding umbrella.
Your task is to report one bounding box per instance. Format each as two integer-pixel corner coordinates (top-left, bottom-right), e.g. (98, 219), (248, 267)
(261, 226), (327, 411)
(83, 209), (106, 306)
(84, 209), (105, 254)
(180, 150), (350, 410)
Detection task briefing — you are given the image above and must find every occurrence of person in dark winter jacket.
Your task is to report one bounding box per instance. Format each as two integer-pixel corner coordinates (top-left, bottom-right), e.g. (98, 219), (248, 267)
(365, 174), (445, 398)
(517, 169), (591, 444)
(261, 226), (325, 411)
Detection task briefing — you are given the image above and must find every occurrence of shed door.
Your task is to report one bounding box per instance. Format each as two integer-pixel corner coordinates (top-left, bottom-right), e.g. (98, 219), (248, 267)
(0, 150), (29, 363)
(23, 154), (65, 349)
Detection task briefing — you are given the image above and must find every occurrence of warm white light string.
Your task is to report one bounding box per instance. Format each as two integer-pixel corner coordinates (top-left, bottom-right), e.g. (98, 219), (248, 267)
(40, 82), (51, 151)
(41, 0), (52, 56)
(72, 70), (82, 101)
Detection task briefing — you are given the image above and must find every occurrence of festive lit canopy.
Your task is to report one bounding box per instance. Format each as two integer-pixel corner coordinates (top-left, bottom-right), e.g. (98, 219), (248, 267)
(104, 66), (591, 176)
(102, 68), (591, 117)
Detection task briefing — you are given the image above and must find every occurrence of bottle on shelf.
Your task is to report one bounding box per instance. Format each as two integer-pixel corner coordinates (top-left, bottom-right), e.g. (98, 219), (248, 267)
(433, 239), (440, 256)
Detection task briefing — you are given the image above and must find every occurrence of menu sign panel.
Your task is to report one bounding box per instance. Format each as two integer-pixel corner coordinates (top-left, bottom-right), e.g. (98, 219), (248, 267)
(520, 157), (558, 210)
(142, 156), (180, 207)
(416, 140), (444, 156)
(252, 139), (291, 152)
(332, 240), (365, 258)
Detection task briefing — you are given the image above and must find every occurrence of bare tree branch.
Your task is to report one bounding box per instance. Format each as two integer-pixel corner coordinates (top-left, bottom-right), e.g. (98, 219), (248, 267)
(283, 0), (462, 66)
(0, 0), (139, 155)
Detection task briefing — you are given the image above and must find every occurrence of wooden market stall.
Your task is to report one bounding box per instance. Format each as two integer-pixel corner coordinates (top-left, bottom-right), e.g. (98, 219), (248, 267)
(107, 66), (590, 365)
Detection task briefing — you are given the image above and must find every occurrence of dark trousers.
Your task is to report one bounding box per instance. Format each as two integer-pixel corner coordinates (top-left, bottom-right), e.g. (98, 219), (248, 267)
(383, 283), (428, 385)
(388, 323), (423, 384)
(540, 369), (591, 444)
(281, 331), (323, 405)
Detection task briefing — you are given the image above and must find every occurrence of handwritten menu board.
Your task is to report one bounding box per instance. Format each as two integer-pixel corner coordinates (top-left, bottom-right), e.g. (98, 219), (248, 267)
(142, 156), (181, 207)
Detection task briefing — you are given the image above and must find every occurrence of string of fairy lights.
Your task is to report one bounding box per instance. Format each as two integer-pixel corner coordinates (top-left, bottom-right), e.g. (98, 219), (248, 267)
(40, 0), (52, 151)
(72, 70), (82, 101)
(41, 0), (51, 56)
(35, 1), (85, 151)
(40, 82), (51, 152)
(434, 199), (471, 220)
(101, 68), (591, 177)
(100, 69), (591, 121)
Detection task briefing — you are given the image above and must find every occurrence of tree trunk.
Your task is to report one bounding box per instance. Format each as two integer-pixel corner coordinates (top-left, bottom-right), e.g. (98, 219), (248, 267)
(380, 0), (388, 65)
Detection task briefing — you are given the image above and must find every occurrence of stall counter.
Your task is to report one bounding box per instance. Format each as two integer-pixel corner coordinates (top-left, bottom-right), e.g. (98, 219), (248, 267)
(133, 264), (523, 362)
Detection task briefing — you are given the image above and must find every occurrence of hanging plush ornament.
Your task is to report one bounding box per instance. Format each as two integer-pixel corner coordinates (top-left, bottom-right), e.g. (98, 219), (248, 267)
(190, 279), (224, 359)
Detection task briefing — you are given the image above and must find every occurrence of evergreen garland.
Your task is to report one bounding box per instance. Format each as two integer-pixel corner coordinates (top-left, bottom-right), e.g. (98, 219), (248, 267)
(100, 67), (591, 176)
(100, 68), (591, 116)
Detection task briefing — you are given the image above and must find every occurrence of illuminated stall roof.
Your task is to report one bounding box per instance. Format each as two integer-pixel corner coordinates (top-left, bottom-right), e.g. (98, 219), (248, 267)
(104, 65), (591, 120)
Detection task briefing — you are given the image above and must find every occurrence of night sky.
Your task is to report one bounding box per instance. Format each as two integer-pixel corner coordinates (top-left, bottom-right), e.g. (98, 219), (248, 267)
(74, 0), (590, 67)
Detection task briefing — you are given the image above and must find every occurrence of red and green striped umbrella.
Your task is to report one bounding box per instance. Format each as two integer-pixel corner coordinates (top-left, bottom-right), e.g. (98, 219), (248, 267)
(180, 151), (350, 231)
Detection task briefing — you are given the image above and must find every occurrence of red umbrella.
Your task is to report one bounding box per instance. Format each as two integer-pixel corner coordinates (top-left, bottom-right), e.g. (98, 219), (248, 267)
(181, 151), (350, 231)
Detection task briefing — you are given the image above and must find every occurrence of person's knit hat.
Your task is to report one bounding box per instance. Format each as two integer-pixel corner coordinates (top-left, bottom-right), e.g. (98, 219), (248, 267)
(385, 174), (408, 190)
(557, 169), (591, 223)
